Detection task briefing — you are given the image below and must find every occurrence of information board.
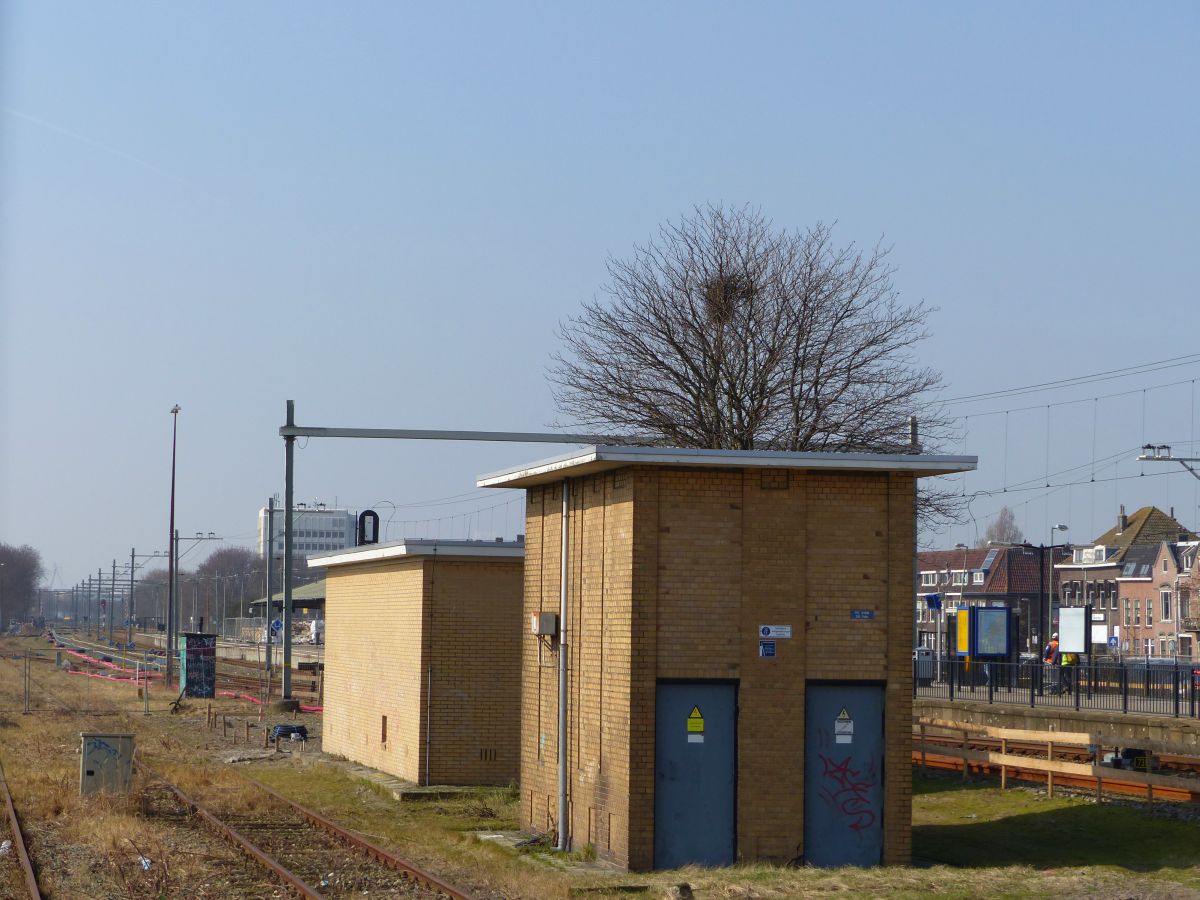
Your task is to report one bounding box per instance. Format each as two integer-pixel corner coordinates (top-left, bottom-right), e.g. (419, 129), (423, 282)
(974, 607), (1011, 657)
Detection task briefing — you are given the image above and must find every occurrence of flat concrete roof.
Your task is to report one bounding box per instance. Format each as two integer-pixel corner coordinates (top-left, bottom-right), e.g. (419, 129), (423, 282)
(308, 538), (525, 568)
(477, 445), (977, 488)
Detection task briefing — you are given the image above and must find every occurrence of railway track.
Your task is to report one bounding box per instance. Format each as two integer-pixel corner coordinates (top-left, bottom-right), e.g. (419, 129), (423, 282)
(0, 757), (40, 899)
(141, 764), (473, 899)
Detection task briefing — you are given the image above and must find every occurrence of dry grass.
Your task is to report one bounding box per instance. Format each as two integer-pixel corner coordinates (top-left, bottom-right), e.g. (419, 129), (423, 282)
(7, 634), (1200, 899)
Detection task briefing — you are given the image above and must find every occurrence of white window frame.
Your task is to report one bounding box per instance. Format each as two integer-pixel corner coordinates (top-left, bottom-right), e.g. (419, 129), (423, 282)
(1161, 589), (1172, 622)
(973, 571), (984, 584)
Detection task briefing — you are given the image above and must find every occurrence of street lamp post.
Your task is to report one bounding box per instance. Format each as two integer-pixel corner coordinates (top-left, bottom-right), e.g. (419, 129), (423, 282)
(1043, 524), (1069, 658)
(167, 404), (181, 688)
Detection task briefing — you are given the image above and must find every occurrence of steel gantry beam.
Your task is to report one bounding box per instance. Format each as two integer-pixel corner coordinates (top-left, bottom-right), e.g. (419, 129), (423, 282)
(278, 401), (630, 849)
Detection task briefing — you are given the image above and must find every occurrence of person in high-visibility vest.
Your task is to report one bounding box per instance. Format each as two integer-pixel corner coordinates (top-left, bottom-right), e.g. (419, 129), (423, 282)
(1043, 633), (1060, 693)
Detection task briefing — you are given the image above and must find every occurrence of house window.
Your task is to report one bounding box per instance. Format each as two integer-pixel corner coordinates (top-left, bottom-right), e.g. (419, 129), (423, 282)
(1161, 590), (1172, 622)
(1181, 590), (1191, 620)
(1124, 599), (1131, 627)
(1147, 639), (1156, 656)
(1147, 599), (1154, 626)
(952, 571), (967, 585)
(1135, 601), (1141, 625)
(1164, 558), (1170, 573)
(973, 571), (984, 584)
(921, 572), (936, 586)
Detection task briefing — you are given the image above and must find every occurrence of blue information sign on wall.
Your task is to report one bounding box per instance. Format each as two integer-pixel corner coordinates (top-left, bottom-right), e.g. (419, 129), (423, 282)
(759, 640), (776, 658)
(851, 609), (875, 620)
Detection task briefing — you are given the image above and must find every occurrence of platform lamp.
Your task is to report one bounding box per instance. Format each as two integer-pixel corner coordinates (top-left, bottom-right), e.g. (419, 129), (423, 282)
(1045, 524), (1069, 654)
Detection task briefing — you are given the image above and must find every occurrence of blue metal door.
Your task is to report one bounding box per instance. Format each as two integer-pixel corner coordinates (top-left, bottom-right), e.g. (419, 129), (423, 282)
(654, 681), (737, 869)
(804, 683), (885, 867)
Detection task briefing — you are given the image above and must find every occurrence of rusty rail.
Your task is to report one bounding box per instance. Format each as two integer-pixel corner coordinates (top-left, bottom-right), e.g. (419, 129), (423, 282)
(239, 773), (474, 899)
(139, 764), (322, 898)
(0, 758), (42, 899)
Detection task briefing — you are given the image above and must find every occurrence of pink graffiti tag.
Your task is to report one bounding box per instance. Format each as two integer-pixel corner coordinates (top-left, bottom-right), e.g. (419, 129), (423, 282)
(818, 754), (877, 834)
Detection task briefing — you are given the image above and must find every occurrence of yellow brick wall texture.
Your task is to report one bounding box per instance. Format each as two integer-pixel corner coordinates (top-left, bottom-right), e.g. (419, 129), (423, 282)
(426, 559), (523, 785)
(323, 555), (522, 786)
(519, 465), (915, 870)
(323, 560), (426, 782)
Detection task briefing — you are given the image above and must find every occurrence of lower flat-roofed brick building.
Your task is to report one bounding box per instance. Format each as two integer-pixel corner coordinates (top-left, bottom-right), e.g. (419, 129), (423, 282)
(479, 445), (975, 871)
(309, 538), (523, 785)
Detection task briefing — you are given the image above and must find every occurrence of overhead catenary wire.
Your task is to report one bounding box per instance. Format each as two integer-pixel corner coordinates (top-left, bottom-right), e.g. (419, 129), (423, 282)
(943, 353), (1200, 405)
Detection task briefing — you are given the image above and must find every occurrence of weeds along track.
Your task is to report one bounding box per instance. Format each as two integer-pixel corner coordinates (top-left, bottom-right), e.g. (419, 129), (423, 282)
(140, 764), (471, 899)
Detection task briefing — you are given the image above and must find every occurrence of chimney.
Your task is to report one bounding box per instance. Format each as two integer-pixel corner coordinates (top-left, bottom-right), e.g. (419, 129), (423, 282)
(1170, 506), (1175, 520)
(1118, 504), (1127, 533)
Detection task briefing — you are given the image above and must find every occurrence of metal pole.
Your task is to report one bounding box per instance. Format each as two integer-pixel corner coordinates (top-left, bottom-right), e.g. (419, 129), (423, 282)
(167, 404), (180, 688)
(96, 569), (102, 638)
(128, 548), (135, 646)
(909, 416), (919, 653)
(265, 497), (275, 679)
(557, 477), (570, 851)
(170, 529), (179, 686)
(283, 401), (295, 699)
(109, 559), (117, 643)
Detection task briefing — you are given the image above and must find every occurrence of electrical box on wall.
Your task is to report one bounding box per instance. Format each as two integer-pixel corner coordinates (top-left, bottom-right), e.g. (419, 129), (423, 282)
(531, 612), (558, 635)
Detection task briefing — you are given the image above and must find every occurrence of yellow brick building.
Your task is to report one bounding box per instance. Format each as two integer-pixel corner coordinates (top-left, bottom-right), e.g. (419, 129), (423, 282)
(309, 539), (524, 786)
(479, 446), (974, 871)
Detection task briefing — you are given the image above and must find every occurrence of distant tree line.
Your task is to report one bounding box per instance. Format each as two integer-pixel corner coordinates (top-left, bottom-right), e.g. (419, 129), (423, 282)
(0, 543), (44, 623)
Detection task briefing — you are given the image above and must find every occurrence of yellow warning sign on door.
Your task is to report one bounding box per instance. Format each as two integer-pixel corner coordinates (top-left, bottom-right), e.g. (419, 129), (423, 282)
(837, 707), (850, 721)
(687, 706), (704, 733)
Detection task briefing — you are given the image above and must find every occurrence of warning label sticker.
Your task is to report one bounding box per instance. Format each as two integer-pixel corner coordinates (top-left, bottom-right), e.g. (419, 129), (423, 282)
(835, 707), (854, 744)
(687, 706), (704, 733)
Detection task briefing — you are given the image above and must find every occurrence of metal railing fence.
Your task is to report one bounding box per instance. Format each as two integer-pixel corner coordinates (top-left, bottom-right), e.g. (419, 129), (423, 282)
(915, 655), (1200, 719)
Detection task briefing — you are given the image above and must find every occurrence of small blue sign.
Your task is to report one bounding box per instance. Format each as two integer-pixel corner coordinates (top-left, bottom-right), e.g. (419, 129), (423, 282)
(270, 618), (283, 634)
(925, 593), (942, 611)
(851, 609), (875, 620)
(1108, 635), (1119, 649)
(759, 640), (776, 658)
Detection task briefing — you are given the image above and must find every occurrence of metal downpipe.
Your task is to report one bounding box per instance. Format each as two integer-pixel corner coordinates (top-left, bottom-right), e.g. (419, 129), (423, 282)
(557, 477), (570, 852)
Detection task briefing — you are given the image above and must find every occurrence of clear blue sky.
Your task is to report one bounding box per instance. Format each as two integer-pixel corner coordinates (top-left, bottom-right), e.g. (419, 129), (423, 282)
(2, 2), (1198, 587)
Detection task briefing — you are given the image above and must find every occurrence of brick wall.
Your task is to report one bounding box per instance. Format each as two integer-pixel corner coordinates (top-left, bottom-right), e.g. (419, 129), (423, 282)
(324, 554), (523, 786)
(518, 464), (916, 870)
(426, 558), (523, 785)
(323, 560), (426, 781)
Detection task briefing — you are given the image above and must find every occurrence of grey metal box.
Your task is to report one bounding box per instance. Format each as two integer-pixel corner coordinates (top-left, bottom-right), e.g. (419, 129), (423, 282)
(80, 733), (135, 795)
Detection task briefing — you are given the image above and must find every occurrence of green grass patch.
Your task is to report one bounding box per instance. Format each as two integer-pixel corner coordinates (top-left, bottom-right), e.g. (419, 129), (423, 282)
(915, 769), (1200, 888)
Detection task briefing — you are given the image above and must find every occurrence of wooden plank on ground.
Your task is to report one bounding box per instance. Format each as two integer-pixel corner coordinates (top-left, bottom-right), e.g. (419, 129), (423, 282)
(914, 715), (1092, 746)
(912, 742), (1200, 793)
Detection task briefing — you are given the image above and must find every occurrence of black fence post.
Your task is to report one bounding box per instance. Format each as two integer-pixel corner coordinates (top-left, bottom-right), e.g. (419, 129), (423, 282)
(1074, 666), (1081, 711)
(1030, 663), (1037, 708)
(912, 658), (917, 699)
(1121, 661), (1129, 714)
(988, 664), (994, 704)
(949, 657), (955, 703)
(1174, 666), (1181, 718)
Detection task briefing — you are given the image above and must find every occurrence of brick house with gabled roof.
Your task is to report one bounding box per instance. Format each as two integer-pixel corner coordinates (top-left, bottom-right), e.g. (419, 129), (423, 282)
(917, 544), (1070, 654)
(1056, 505), (1196, 655)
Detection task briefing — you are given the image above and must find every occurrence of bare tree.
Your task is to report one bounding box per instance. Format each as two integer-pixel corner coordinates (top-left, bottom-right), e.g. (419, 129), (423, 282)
(550, 205), (954, 519)
(979, 506), (1024, 547)
(0, 543), (44, 623)
(551, 205), (944, 451)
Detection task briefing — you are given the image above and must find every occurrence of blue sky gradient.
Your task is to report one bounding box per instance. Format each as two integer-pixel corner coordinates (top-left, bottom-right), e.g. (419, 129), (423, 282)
(2, 3), (1198, 584)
